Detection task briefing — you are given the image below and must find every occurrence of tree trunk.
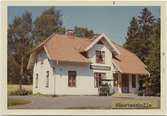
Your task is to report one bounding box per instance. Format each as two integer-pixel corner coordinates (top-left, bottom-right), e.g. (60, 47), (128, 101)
(19, 56), (24, 90)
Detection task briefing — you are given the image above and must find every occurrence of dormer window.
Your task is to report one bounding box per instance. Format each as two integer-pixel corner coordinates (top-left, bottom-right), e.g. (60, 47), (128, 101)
(96, 50), (105, 64)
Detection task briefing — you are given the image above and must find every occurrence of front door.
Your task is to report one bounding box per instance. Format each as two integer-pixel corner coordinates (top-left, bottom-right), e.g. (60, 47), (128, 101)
(122, 74), (129, 93)
(94, 72), (106, 87)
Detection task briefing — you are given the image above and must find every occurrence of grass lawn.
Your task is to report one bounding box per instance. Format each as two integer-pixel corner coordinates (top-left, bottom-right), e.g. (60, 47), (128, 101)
(8, 98), (31, 106)
(111, 97), (160, 109)
(69, 97), (160, 109)
(8, 84), (32, 95)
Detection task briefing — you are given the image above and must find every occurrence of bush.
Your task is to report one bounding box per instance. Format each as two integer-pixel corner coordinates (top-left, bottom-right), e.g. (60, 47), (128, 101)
(10, 89), (32, 96)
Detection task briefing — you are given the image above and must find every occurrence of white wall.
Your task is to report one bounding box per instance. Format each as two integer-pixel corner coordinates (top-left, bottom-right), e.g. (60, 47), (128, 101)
(33, 54), (98, 95)
(88, 44), (112, 67)
(33, 47), (140, 95)
(33, 50), (54, 95)
(53, 63), (98, 95)
(33, 41), (115, 95)
(88, 44), (114, 86)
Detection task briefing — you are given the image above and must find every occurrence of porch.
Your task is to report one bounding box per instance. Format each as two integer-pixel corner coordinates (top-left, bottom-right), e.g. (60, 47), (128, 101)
(113, 73), (143, 94)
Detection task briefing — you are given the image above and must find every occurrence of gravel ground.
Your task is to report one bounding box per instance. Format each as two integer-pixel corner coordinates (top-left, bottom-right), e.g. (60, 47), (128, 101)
(8, 95), (113, 109)
(8, 95), (160, 109)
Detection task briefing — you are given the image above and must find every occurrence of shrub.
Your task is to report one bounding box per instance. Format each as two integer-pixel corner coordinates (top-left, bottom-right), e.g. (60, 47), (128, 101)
(10, 89), (32, 96)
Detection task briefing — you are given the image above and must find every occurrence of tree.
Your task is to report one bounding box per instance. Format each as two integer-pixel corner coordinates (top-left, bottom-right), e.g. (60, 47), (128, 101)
(33, 7), (65, 44)
(123, 17), (142, 57)
(8, 54), (20, 84)
(137, 8), (156, 62)
(145, 19), (160, 95)
(124, 8), (155, 62)
(8, 11), (33, 89)
(123, 8), (160, 95)
(74, 26), (94, 38)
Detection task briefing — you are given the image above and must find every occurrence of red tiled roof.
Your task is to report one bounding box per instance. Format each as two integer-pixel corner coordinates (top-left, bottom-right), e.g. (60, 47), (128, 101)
(30, 33), (148, 74)
(44, 34), (93, 63)
(113, 43), (148, 75)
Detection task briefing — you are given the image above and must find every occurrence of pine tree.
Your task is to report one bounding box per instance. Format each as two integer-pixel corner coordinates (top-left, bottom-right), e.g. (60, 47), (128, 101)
(124, 8), (155, 62)
(123, 17), (141, 56)
(123, 8), (160, 96)
(137, 8), (155, 62)
(145, 18), (160, 95)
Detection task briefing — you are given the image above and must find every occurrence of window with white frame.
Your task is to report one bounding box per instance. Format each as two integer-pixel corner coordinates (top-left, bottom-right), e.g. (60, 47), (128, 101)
(68, 71), (76, 87)
(96, 50), (105, 64)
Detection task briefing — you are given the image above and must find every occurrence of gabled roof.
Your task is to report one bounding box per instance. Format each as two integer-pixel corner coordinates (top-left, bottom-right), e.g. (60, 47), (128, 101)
(84, 33), (120, 55)
(27, 33), (149, 75)
(27, 34), (93, 69)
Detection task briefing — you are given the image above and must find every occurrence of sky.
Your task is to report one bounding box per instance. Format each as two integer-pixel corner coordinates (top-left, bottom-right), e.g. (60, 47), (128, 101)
(8, 6), (160, 45)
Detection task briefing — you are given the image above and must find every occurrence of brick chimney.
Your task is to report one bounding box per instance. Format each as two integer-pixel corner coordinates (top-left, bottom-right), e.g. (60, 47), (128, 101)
(66, 29), (74, 39)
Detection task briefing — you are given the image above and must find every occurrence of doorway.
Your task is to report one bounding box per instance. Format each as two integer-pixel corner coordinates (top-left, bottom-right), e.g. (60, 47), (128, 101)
(94, 72), (106, 87)
(122, 74), (129, 93)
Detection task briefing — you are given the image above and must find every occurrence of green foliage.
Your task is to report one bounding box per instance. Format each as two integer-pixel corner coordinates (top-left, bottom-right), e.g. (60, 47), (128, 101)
(8, 11), (33, 85)
(33, 7), (65, 44)
(124, 8), (156, 62)
(123, 17), (139, 52)
(123, 8), (160, 95)
(74, 26), (94, 38)
(145, 19), (160, 95)
(8, 55), (20, 84)
(9, 89), (32, 96)
(8, 7), (96, 85)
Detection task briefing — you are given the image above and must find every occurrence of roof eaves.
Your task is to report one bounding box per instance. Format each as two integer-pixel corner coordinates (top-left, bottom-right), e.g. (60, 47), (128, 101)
(84, 33), (120, 55)
(112, 61), (122, 73)
(102, 33), (120, 55)
(30, 33), (56, 53)
(44, 45), (52, 60)
(84, 34), (102, 51)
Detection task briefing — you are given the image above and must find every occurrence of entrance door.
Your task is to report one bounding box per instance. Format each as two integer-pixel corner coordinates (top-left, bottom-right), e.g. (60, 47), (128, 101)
(94, 73), (106, 87)
(122, 74), (129, 93)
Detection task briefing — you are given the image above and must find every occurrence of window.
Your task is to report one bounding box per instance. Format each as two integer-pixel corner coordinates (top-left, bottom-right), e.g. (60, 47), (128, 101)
(46, 71), (49, 88)
(132, 74), (136, 88)
(35, 73), (38, 88)
(68, 71), (76, 87)
(94, 72), (106, 88)
(96, 50), (105, 64)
